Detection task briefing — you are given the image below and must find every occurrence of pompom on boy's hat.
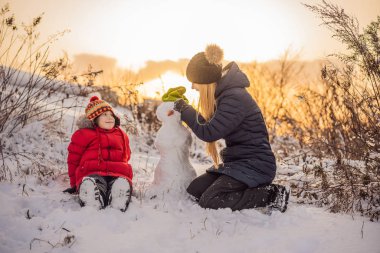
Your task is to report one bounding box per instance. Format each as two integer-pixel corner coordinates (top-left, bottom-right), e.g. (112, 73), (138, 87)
(85, 96), (119, 125)
(186, 44), (224, 84)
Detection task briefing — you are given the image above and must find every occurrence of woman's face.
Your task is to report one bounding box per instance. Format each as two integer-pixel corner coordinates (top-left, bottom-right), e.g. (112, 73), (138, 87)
(96, 111), (115, 130)
(192, 83), (200, 91)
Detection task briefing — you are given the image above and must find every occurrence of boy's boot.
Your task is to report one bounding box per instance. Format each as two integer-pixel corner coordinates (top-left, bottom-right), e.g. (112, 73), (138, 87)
(109, 177), (132, 212)
(79, 177), (105, 209)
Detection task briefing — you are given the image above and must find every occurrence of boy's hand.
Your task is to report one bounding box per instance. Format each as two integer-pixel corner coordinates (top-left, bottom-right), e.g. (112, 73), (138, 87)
(63, 187), (76, 194)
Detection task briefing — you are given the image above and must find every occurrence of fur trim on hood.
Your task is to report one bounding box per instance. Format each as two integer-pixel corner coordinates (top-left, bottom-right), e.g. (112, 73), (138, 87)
(76, 114), (95, 129)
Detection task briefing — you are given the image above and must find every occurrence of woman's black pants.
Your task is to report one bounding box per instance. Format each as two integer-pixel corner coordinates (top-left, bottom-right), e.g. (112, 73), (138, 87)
(187, 173), (277, 211)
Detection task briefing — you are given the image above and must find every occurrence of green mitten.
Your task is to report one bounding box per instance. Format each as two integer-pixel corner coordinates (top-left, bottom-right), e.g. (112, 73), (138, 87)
(162, 86), (189, 104)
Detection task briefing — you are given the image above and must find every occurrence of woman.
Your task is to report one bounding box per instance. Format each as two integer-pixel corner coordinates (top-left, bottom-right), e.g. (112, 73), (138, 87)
(173, 44), (289, 212)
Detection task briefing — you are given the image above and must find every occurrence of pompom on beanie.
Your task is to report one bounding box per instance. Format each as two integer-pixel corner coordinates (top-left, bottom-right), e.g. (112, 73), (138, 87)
(186, 44), (224, 84)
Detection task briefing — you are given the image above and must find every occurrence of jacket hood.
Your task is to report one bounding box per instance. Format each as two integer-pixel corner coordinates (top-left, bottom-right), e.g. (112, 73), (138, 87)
(215, 62), (250, 98)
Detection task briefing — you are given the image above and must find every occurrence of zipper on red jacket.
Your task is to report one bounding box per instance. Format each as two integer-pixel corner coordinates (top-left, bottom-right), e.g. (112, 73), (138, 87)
(96, 128), (104, 166)
(106, 132), (111, 175)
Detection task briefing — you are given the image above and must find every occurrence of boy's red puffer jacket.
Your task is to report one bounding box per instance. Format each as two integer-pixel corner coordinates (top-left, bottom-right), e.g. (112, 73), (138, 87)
(67, 121), (133, 188)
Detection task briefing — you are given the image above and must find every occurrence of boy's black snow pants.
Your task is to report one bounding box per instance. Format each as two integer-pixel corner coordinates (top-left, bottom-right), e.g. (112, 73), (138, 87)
(85, 174), (118, 206)
(186, 173), (277, 211)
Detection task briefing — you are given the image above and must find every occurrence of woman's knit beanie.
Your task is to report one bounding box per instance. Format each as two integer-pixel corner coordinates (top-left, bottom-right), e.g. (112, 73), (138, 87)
(186, 44), (224, 84)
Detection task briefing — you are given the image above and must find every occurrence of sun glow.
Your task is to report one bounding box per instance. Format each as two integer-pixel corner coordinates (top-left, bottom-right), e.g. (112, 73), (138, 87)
(9, 0), (313, 70)
(103, 0), (301, 69)
(137, 72), (200, 104)
(9, 0), (379, 71)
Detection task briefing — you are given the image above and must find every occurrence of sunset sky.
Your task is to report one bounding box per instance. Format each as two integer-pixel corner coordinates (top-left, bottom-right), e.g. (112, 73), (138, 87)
(4, 0), (380, 101)
(7, 0), (380, 69)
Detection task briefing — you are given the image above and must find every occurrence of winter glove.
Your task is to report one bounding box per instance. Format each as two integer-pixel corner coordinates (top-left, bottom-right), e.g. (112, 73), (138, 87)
(173, 98), (190, 113)
(63, 186), (76, 194)
(162, 86), (189, 104)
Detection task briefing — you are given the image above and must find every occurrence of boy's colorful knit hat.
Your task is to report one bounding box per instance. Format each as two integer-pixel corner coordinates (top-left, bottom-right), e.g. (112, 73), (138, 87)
(186, 44), (224, 84)
(85, 96), (115, 120)
(162, 86), (189, 103)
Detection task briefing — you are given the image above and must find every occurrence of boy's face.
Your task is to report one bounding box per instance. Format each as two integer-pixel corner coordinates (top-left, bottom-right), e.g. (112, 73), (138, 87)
(96, 111), (115, 130)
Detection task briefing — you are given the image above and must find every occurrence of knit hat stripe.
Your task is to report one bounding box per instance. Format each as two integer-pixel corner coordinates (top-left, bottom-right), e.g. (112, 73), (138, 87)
(86, 101), (111, 116)
(85, 98), (114, 120)
(87, 107), (112, 120)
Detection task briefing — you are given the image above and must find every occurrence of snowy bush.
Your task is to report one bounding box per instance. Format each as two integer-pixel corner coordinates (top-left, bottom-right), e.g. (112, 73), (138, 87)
(271, 1), (380, 221)
(294, 0), (380, 221)
(240, 1), (380, 220)
(0, 4), (95, 182)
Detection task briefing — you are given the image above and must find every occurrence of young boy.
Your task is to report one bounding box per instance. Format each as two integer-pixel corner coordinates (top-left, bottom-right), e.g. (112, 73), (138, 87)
(64, 96), (133, 212)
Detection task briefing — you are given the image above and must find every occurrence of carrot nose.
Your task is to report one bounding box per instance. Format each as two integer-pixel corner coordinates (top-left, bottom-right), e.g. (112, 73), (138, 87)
(167, 110), (174, 116)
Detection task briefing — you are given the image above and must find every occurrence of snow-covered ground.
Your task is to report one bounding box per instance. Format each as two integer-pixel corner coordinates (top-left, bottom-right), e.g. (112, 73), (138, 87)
(1, 163), (380, 253)
(0, 79), (379, 253)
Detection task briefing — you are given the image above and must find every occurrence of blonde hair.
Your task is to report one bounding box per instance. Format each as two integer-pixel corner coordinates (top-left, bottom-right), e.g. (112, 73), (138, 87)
(196, 83), (220, 167)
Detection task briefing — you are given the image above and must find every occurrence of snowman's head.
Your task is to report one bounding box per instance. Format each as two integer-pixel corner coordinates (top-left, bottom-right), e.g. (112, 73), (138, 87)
(156, 102), (181, 124)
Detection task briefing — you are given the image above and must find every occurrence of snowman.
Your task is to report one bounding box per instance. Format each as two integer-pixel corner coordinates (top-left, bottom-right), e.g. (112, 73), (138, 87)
(150, 94), (196, 197)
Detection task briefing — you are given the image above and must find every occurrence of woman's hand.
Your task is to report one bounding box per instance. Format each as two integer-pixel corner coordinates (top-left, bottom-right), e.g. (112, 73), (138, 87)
(173, 98), (190, 113)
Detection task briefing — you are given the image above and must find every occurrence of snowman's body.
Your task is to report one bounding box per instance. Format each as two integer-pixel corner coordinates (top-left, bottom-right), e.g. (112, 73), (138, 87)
(151, 102), (196, 196)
